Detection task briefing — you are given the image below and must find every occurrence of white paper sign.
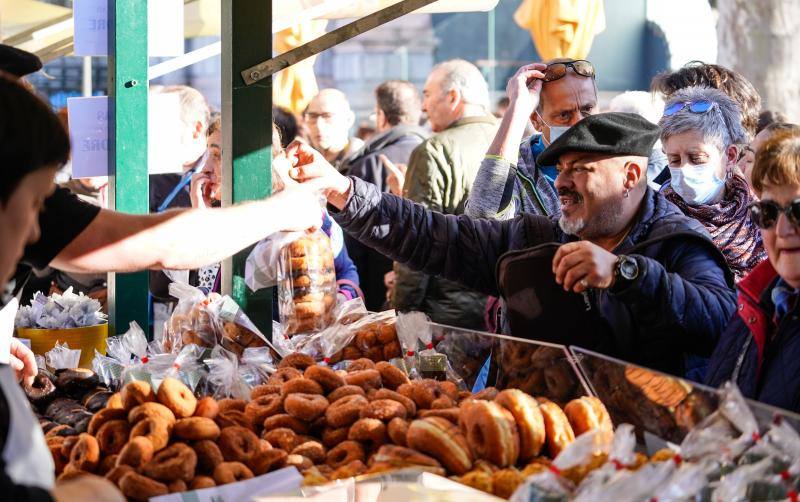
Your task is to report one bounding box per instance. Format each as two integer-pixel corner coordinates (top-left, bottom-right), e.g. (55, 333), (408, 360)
(67, 96), (109, 179)
(73, 0), (107, 57)
(151, 466), (303, 502)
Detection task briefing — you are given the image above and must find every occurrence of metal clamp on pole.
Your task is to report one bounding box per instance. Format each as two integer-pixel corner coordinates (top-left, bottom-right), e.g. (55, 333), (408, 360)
(240, 0), (440, 85)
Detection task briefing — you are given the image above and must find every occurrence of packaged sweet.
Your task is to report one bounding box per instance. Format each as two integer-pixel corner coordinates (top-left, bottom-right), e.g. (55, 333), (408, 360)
(244, 229), (304, 291)
(572, 424), (637, 501)
(204, 346), (251, 400)
(329, 308), (398, 364)
(210, 295), (274, 356)
(163, 282), (219, 350)
(396, 312), (424, 378)
(150, 343), (206, 392)
(45, 341), (81, 370)
(15, 287), (106, 329)
(238, 346), (276, 388)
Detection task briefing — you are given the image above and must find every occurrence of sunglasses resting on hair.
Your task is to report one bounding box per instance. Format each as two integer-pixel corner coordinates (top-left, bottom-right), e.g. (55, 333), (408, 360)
(542, 60), (596, 82)
(663, 100), (715, 117)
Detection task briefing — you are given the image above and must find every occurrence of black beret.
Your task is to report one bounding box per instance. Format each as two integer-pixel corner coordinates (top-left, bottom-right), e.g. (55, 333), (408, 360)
(537, 112), (660, 166)
(0, 44), (42, 77)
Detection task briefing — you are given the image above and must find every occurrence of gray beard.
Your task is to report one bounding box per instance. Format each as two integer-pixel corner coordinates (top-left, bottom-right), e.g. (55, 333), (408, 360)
(558, 199), (622, 239)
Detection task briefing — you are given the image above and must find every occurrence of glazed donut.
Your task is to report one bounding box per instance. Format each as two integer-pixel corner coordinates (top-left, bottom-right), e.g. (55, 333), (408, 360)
(344, 369), (382, 391)
(120, 471), (169, 501)
(321, 426), (350, 448)
(387, 418), (409, 447)
(174, 417), (221, 441)
(192, 440), (225, 474)
(419, 408), (460, 424)
(375, 362), (410, 390)
(263, 427), (301, 451)
(141, 442), (198, 482)
(190, 476), (216, 489)
(251, 384), (282, 400)
(563, 396), (613, 437)
(105, 465), (134, 486)
(245, 394), (284, 426)
(406, 417), (473, 475)
(216, 410), (254, 431)
(213, 461), (254, 485)
(24, 371), (57, 408)
(348, 418), (387, 447)
(168, 479), (188, 494)
(292, 441), (326, 464)
(284, 393), (329, 422)
(325, 440), (365, 469)
(194, 397), (220, 419)
(372, 444), (442, 470)
(346, 358), (376, 372)
(68, 433), (100, 472)
(325, 394), (369, 428)
(248, 448), (288, 475)
(459, 400), (520, 467)
(157, 377), (197, 418)
(278, 353), (316, 371)
(360, 399), (407, 422)
(495, 389), (546, 461)
(87, 408), (127, 435)
(281, 377), (324, 396)
(121, 381), (155, 410)
(116, 436), (154, 469)
(218, 426), (261, 464)
(536, 398), (575, 458)
(327, 385), (366, 403)
(129, 417), (171, 452)
(305, 365), (345, 392)
(377, 323), (398, 344)
(96, 419), (131, 456)
(373, 388), (416, 416)
(383, 341), (402, 361)
(262, 414), (311, 435)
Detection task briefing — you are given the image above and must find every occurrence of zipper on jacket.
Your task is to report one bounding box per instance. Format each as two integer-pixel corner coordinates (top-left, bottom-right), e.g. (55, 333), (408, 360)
(516, 169), (549, 216)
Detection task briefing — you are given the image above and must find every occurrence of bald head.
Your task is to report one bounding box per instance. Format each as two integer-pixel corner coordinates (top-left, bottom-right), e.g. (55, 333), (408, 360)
(304, 88), (356, 156)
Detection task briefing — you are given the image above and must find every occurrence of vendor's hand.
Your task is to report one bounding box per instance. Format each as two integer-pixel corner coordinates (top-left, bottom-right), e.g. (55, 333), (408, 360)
(506, 63), (547, 118)
(286, 142), (351, 209)
(190, 171), (216, 209)
(10, 338), (36, 387)
(552, 241), (617, 293)
(380, 155), (407, 196)
(268, 184), (324, 232)
(53, 475), (125, 502)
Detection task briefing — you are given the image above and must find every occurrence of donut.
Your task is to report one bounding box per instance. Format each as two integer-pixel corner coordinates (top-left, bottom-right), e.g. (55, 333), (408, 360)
(218, 426), (261, 464)
(69, 433), (100, 472)
(24, 371), (57, 408)
(284, 393), (329, 422)
(377, 323), (397, 344)
(283, 453), (314, 471)
(387, 418), (409, 447)
(106, 392), (124, 410)
(348, 418), (387, 447)
(216, 410), (254, 431)
(563, 396), (613, 437)
(249, 448), (289, 475)
(194, 397), (220, 419)
(262, 414), (311, 435)
(342, 346), (362, 361)
(192, 440), (225, 474)
(326, 440), (365, 469)
(321, 426), (350, 449)
(407, 417), (473, 475)
(219, 399), (248, 414)
(491, 468), (525, 498)
(141, 442), (198, 482)
(82, 389), (113, 412)
(116, 436), (154, 469)
(56, 435), (78, 459)
(96, 419), (131, 456)
(360, 399), (407, 422)
(120, 471), (169, 500)
(419, 408), (461, 424)
(344, 370), (382, 391)
(372, 444), (442, 469)
(55, 368), (100, 396)
(325, 394), (369, 428)
(327, 385), (366, 403)
(251, 384), (282, 400)
(495, 389), (546, 462)
(223, 322), (256, 347)
(375, 362), (410, 390)
(278, 353), (316, 371)
(355, 330), (379, 351)
(305, 365), (345, 392)
(190, 476), (216, 489)
(330, 459), (367, 480)
(121, 381), (155, 410)
(87, 408), (127, 435)
(127, 402), (176, 426)
(372, 389), (416, 416)
(383, 341), (402, 361)
(470, 387), (499, 401)
(262, 427), (300, 451)
(346, 358), (376, 372)
(244, 394), (284, 427)
(106, 465), (135, 486)
(174, 417), (221, 441)
(56, 467), (91, 483)
(292, 441), (326, 464)
(168, 479), (188, 493)
(431, 396), (456, 409)
(157, 377), (197, 418)
(281, 378), (324, 396)
(214, 461), (254, 485)
(460, 400), (520, 467)
(536, 398), (575, 457)
(129, 417), (171, 451)
(46, 424), (78, 438)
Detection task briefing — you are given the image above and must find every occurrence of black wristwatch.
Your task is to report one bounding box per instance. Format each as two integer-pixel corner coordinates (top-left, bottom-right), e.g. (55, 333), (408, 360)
(615, 255), (639, 282)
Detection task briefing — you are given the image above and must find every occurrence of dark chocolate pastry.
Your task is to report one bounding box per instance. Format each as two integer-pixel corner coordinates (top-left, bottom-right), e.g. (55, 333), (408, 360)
(24, 370), (58, 409)
(55, 368), (100, 397)
(40, 421), (59, 434)
(82, 389), (113, 412)
(45, 398), (83, 421)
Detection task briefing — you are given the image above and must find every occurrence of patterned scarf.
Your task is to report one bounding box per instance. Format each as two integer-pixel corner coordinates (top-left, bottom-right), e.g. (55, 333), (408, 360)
(664, 174), (766, 281)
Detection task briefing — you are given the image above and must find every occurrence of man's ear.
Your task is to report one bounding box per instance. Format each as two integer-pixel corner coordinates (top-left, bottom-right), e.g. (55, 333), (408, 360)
(193, 120), (203, 139)
(447, 88), (460, 109)
(345, 110), (356, 129)
(624, 159), (644, 189)
(725, 143), (740, 168)
(530, 108), (543, 132)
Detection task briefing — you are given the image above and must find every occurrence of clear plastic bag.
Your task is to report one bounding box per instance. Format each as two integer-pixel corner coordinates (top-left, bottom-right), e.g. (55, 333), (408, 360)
(45, 342), (81, 370)
(210, 295), (274, 357)
(277, 229), (337, 336)
(152, 343), (206, 392)
(163, 282), (219, 351)
(239, 347), (276, 388)
(204, 346), (251, 400)
(16, 288), (106, 329)
(119, 321), (168, 386)
(245, 231), (304, 291)
(396, 312), (425, 377)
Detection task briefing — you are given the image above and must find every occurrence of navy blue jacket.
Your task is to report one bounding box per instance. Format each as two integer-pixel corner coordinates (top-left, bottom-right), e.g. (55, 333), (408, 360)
(332, 177), (737, 377)
(706, 261), (800, 412)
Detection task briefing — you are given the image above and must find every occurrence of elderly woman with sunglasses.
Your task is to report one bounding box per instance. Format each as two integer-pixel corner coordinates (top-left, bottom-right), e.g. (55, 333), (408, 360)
(706, 130), (800, 411)
(659, 86), (766, 282)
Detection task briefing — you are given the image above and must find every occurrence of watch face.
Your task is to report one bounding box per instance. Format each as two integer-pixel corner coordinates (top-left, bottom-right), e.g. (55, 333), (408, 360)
(620, 257), (638, 280)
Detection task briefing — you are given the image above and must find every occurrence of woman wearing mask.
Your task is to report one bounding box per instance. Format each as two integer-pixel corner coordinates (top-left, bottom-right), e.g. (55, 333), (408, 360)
(659, 86), (766, 281)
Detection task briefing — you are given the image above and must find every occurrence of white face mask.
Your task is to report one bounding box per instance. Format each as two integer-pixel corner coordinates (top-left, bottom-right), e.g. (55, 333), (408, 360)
(536, 111), (569, 145)
(668, 164), (726, 205)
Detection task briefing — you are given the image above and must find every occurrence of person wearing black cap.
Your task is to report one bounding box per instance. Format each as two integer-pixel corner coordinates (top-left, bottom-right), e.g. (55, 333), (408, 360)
(290, 112), (737, 378)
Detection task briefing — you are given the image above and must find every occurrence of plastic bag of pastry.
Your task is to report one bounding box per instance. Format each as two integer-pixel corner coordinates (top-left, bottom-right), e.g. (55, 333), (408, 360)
(341, 308), (397, 363)
(164, 282), (219, 351)
(244, 230), (304, 291)
(91, 332), (134, 387)
(765, 416), (800, 459)
(239, 347), (276, 388)
(209, 294), (279, 357)
(204, 346), (251, 400)
(45, 341), (81, 370)
(572, 424), (639, 502)
(647, 463), (709, 502)
(712, 456), (777, 501)
(152, 343), (206, 392)
(277, 229), (338, 337)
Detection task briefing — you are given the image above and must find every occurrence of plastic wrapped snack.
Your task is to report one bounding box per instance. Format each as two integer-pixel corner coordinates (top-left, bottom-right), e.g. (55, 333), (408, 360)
(163, 282), (219, 351)
(16, 287), (106, 329)
(45, 342), (81, 370)
(278, 229), (337, 336)
(210, 295), (274, 357)
(204, 346), (251, 400)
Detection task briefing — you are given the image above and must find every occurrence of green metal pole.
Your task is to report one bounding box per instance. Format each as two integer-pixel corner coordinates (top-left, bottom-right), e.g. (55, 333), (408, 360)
(107, 0), (149, 334)
(221, 1), (272, 336)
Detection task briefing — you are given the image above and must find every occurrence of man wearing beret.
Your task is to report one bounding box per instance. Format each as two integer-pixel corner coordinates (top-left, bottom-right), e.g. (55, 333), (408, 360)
(291, 112), (737, 378)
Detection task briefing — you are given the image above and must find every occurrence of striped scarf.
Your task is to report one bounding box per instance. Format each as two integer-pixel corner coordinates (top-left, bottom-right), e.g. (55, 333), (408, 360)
(664, 173), (766, 281)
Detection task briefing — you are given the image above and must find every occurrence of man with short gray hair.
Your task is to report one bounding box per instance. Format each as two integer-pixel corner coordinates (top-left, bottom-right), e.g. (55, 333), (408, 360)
(391, 59), (497, 330)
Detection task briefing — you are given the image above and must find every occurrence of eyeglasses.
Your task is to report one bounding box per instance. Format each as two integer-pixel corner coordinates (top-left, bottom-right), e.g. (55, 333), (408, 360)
(543, 60), (596, 82)
(663, 100), (715, 117)
(748, 199), (800, 229)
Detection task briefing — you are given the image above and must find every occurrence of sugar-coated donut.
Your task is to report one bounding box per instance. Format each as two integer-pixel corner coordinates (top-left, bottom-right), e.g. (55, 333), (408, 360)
(129, 417), (171, 452)
(214, 461), (254, 485)
(536, 398), (575, 458)
(141, 442), (197, 482)
(87, 408), (127, 436)
(245, 394), (284, 426)
(157, 377), (197, 418)
(346, 358), (376, 372)
(387, 418), (409, 447)
(359, 399), (407, 422)
(325, 394), (369, 428)
(278, 353), (316, 371)
(96, 419), (131, 455)
(375, 362), (410, 390)
(116, 436), (154, 469)
(128, 402), (176, 426)
(495, 389), (546, 461)
(438, 381), (459, 401)
(281, 377), (324, 396)
(106, 392), (124, 410)
(321, 426), (350, 448)
(284, 393), (329, 422)
(470, 387), (499, 401)
(248, 448), (288, 475)
(372, 388), (416, 416)
(174, 417), (221, 441)
(348, 418), (387, 447)
(327, 385), (365, 403)
(282, 453), (313, 471)
(192, 439), (224, 474)
(69, 433), (100, 472)
(305, 365), (345, 392)
(344, 369), (382, 392)
(119, 471), (168, 501)
(262, 427), (301, 452)
(121, 381), (155, 410)
(406, 417), (473, 475)
(215, 410), (254, 431)
(419, 408), (460, 424)
(563, 396), (613, 437)
(291, 441), (326, 464)
(194, 397), (219, 419)
(218, 426), (261, 464)
(326, 440), (365, 469)
(262, 413), (311, 434)
(431, 396), (456, 409)
(251, 384), (282, 399)
(459, 400), (520, 467)
(190, 476), (216, 489)
(98, 453), (118, 475)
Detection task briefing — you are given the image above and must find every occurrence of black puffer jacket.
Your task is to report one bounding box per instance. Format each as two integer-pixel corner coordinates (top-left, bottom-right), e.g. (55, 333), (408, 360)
(331, 177), (737, 377)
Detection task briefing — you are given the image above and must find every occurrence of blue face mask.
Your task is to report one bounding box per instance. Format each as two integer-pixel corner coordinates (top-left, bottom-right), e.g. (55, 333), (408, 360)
(668, 164), (726, 205)
(536, 111), (569, 145)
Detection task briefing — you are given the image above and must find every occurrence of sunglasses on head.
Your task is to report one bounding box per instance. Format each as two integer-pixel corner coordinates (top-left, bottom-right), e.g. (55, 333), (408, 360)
(543, 60), (596, 82)
(663, 100), (715, 117)
(748, 199), (800, 229)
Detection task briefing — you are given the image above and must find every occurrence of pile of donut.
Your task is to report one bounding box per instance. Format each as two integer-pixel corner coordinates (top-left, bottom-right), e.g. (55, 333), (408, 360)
(325, 318), (402, 365)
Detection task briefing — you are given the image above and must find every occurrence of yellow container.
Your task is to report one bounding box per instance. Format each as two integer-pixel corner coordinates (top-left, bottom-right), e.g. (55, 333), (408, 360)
(17, 324), (108, 369)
